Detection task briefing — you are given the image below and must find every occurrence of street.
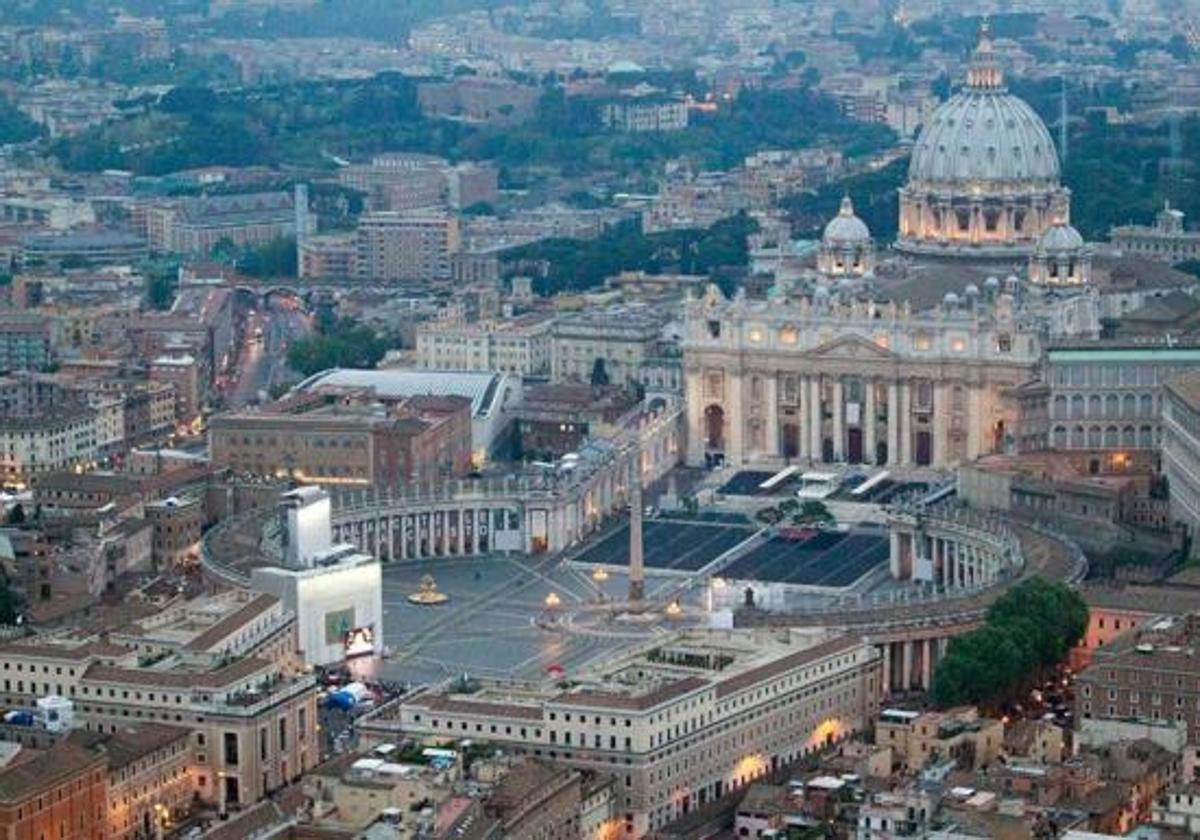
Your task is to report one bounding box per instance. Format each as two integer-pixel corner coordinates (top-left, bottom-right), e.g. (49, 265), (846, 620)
(226, 296), (313, 408)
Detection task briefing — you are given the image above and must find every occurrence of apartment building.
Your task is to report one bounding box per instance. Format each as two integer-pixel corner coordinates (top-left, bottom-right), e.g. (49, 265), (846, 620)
(0, 312), (53, 371)
(551, 305), (665, 388)
(0, 737), (107, 840)
(1163, 371), (1200, 556)
(209, 393), (472, 486)
(874, 707), (1004, 772)
(337, 154), (498, 212)
(365, 631), (881, 838)
(0, 391), (97, 482)
(0, 592), (316, 809)
(143, 188), (315, 255)
(1077, 614), (1200, 744)
(355, 212), (460, 283)
(415, 314), (554, 376)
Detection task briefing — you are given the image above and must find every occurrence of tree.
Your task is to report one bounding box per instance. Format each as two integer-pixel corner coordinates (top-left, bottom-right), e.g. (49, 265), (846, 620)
(931, 578), (1087, 708)
(793, 501), (834, 525)
(145, 270), (177, 311)
(5, 504), (24, 526)
(240, 236), (298, 278)
(590, 357), (610, 387)
(286, 319), (391, 377)
(0, 582), (18, 625)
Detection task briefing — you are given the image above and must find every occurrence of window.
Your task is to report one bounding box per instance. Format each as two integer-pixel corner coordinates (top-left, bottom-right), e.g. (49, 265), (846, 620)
(223, 732), (239, 767)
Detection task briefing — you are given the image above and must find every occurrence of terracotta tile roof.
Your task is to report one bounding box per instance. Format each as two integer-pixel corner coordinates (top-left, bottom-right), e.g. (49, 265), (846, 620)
(0, 639), (131, 661)
(420, 694), (543, 721)
(81, 655), (272, 690)
(67, 723), (191, 768)
(0, 741), (105, 804)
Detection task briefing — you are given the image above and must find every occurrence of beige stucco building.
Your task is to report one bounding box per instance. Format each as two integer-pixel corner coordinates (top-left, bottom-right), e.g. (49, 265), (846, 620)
(361, 631), (879, 839)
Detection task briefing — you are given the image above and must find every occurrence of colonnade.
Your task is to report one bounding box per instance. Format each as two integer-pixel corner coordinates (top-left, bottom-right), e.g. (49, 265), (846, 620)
(693, 370), (971, 468)
(888, 510), (1019, 591)
(330, 400), (684, 560)
(880, 635), (954, 694)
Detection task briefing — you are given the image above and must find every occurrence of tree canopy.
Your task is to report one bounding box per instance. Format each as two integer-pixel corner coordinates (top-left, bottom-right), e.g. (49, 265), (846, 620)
(931, 578), (1087, 708)
(508, 213), (758, 296)
(285, 319), (390, 377)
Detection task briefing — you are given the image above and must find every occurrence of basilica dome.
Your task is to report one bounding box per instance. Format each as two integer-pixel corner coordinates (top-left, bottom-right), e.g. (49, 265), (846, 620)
(896, 22), (1071, 259)
(823, 195), (871, 243)
(906, 86), (1059, 189)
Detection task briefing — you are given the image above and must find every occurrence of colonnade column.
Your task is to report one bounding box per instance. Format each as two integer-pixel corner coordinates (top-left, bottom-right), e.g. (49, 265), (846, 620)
(864, 381), (877, 465)
(887, 381), (899, 466)
(798, 375), (810, 461)
(899, 381), (912, 465)
(921, 639), (932, 690)
(901, 641), (913, 692)
(882, 643), (892, 696)
(832, 379), (845, 462)
(729, 372), (745, 467)
(765, 374), (780, 459)
(809, 377), (822, 462)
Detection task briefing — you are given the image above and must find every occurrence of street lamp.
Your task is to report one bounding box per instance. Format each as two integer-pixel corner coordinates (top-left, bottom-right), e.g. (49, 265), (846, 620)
(544, 592), (561, 609)
(592, 567), (609, 583)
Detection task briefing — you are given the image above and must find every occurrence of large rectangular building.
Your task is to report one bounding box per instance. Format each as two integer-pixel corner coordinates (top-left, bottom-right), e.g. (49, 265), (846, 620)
(415, 314), (554, 376)
(361, 631), (880, 838)
(0, 593), (318, 810)
(0, 312), (52, 371)
(1044, 342), (1200, 454)
(1076, 614), (1200, 745)
(1163, 371), (1200, 555)
(355, 212), (460, 283)
(552, 305), (664, 388)
(208, 393), (473, 487)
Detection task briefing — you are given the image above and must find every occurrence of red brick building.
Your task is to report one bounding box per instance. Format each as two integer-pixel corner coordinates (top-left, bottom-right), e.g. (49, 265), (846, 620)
(0, 739), (107, 840)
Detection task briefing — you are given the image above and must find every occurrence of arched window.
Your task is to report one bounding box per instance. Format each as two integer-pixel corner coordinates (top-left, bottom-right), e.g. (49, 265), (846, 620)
(1052, 426), (1068, 449)
(1122, 425), (1136, 447)
(1071, 425), (1086, 448)
(1104, 426), (1118, 448)
(1088, 395), (1102, 418)
(1105, 394), (1119, 419)
(1070, 395), (1085, 419)
(1053, 395), (1068, 420)
(1139, 425), (1153, 448)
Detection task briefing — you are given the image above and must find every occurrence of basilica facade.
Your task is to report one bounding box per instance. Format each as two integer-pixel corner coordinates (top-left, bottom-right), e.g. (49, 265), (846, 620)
(683, 285), (1041, 469)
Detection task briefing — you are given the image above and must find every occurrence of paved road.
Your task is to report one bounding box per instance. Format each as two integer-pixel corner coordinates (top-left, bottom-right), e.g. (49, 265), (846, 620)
(227, 298), (312, 408)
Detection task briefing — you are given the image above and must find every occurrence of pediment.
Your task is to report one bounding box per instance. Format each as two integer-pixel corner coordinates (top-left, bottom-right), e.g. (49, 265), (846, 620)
(807, 333), (895, 360)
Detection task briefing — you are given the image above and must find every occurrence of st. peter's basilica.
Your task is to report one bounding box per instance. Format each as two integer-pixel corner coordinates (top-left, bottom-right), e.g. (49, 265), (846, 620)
(683, 24), (1196, 470)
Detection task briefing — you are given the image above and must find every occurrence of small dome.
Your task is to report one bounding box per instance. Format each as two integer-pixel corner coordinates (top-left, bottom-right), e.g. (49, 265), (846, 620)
(964, 283), (980, 297)
(1005, 275), (1020, 289)
(1037, 221), (1085, 253)
(943, 291), (960, 307)
(823, 195), (871, 243)
(985, 276), (1001, 288)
